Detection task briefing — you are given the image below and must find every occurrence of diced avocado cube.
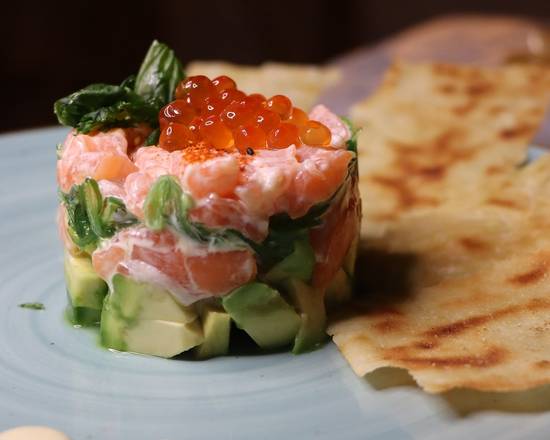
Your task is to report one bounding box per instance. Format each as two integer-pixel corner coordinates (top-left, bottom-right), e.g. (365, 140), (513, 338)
(64, 252), (108, 326)
(110, 275), (196, 323)
(284, 278), (327, 354)
(222, 282), (301, 350)
(100, 275), (203, 358)
(64, 252), (107, 310)
(265, 238), (315, 283)
(100, 300), (126, 351)
(66, 302), (102, 327)
(325, 268), (353, 307)
(101, 304), (203, 357)
(195, 304), (231, 359)
(124, 318), (203, 358)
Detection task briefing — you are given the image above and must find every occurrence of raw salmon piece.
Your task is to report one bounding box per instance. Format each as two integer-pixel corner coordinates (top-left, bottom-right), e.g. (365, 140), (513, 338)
(310, 177), (361, 288)
(57, 129), (137, 192)
(186, 251), (257, 294)
(189, 195), (268, 242)
(133, 146), (173, 180)
(182, 155), (240, 199)
(92, 227), (257, 304)
(97, 180), (126, 200)
(291, 146), (353, 217)
(123, 172), (154, 219)
(235, 146), (300, 217)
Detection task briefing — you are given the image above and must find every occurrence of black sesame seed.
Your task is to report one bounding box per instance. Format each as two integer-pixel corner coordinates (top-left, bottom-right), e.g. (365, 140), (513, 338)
(246, 147), (255, 155)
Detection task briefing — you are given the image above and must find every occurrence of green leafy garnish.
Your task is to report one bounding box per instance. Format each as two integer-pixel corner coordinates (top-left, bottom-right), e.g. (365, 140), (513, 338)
(251, 156), (357, 271)
(135, 40), (185, 107)
(19, 302), (45, 310)
(145, 128), (161, 146)
(143, 176), (247, 249)
(54, 40), (184, 135)
(340, 116), (360, 154)
(60, 178), (137, 252)
(53, 83), (157, 133)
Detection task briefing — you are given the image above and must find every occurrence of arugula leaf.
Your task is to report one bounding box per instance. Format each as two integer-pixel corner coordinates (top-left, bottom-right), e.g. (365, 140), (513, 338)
(60, 178), (137, 252)
(340, 116), (360, 154)
(135, 40), (184, 107)
(54, 40), (184, 135)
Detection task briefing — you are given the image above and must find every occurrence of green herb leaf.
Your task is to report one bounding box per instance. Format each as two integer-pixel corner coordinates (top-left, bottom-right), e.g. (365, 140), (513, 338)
(134, 40), (185, 107)
(19, 302), (45, 310)
(53, 41), (184, 135)
(143, 176), (248, 248)
(145, 128), (160, 146)
(54, 83), (158, 133)
(60, 178), (137, 252)
(340, 116), (360, 154)
(251, 157), (358, 271)
(60, 185), (99, 251)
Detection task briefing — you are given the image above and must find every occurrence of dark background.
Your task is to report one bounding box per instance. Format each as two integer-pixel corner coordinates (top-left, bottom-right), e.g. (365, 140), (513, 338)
(2, 0), (550, 133)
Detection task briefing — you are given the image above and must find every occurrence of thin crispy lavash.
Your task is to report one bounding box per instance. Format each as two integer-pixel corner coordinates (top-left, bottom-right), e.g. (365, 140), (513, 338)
(328, 62), (550, 393)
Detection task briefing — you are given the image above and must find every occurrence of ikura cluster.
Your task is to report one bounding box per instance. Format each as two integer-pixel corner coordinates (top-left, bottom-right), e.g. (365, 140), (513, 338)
(158, 75), (332, 153)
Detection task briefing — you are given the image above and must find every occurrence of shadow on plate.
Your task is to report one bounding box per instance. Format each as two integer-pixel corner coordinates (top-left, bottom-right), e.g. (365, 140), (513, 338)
(364, 367), (550, 416)
(175, 324), (292, 361)
(346, 246), (550, 415)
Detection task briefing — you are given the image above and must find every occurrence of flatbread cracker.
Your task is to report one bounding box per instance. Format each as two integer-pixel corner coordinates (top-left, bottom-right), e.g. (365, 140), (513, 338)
(186, 61), (339, 110)
(352, 63), (550, 238)
(329, 62), (550, 393)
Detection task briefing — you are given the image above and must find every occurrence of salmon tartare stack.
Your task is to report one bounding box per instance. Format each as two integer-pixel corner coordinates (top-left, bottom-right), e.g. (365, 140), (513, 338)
(55, 41), (360, 358)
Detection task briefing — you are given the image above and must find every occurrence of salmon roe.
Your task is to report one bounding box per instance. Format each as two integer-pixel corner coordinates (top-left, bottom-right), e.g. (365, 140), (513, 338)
(158, 75), (332, 154)
(300, 120), (332, 146)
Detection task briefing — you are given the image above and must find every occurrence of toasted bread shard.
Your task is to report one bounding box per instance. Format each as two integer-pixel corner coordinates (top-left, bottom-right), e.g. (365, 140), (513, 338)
(329, 62), (550, 393)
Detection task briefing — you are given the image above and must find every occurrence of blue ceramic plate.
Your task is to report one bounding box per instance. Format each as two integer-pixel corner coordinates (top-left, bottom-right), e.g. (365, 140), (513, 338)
(0, 127), (548, 439)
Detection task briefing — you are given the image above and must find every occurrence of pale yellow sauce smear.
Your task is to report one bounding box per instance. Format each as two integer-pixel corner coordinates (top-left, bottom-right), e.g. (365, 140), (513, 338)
(0, 426), (69, 440)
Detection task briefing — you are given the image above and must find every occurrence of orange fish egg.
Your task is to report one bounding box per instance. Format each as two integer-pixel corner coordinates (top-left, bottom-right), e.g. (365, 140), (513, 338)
(199, 116), (235, 150)
(266, 95), (292, 119)
(212, 75), (237, 93)
(300, 120), (332, 146)
(175, 75), (217, 110)
(234, 124), (267, 153)
(267, 122), (300, 149)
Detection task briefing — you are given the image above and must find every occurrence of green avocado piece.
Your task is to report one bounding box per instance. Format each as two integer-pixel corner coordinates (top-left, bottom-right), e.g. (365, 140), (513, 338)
(124, 318), (203, 358)
(265, 238), (315, 283)
(284, 278), (327, 354)
(64, 252), (108, 326)
(195, 304), (231, 359)
(109, 274), (196, 323)
(100, 275), (202, 357)
(66, 302), (102, 326)
(100, 299), (126, 351)
(325, 268), (353, 308)
(222, 282), (301, 350)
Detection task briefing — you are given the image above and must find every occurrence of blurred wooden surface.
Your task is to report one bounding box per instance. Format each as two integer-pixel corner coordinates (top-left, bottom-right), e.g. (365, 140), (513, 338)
(322, 15), (550, 145)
